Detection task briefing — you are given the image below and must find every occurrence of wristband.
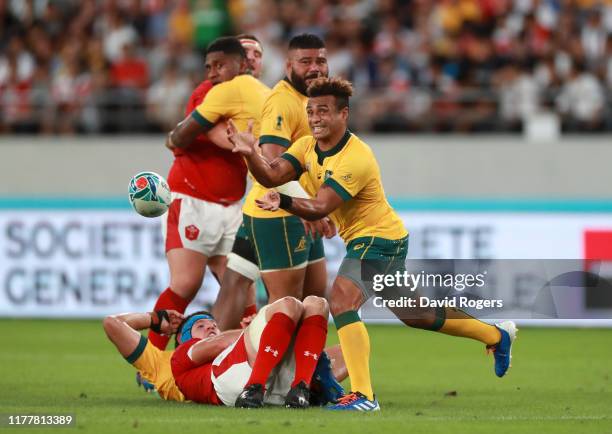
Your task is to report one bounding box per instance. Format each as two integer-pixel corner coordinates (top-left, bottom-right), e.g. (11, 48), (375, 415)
(150, 310), (169, 333)
(279, 193), (293, 210)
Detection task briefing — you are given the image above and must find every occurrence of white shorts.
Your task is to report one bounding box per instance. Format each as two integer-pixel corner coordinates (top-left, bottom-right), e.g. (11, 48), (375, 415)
(211, 305), (295, 406)
(161, 192), (242, 257)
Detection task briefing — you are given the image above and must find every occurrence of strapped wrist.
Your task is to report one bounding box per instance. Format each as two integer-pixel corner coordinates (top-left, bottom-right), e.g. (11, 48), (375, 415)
(149, 310), (169, 333)
(278, 193), (293, 210)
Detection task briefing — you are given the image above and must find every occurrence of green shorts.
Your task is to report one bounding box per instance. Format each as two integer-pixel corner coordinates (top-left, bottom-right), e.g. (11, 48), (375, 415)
(238, 214), (325, 271)
(338, 235), (409, 298)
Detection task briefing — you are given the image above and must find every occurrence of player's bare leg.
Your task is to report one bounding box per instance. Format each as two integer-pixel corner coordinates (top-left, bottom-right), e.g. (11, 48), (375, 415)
(394, 305), (500, 345)
(148, 248), (207, 349)
(212, 269), (254, 331)
(384, 286), (512, 376)
(207, 254), (228, 284)
(302, 259), (327, 298)
(324, 344), (347, 382)
(261, 268), (307, 302)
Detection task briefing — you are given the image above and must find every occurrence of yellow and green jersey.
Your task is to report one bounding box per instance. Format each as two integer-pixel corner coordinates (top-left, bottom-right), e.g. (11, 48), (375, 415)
(128, 336), (185, 402)
(191, 74), (270, 137)
(281, 130), (408, 243)
(242, 78), (311, 218)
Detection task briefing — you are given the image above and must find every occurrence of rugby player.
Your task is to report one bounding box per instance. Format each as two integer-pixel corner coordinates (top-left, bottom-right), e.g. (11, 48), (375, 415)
(238, 34), (264, 78)
(208, 34), (266, 330)
(228, 77), (517, 411)
(149, 35), (265, 349)
(103, 309), (186, 401)
(238, 33), (332, 303)
(164, 35), (271, 331)
(103, 306), (346, 405)
(172, 296), (342, 408)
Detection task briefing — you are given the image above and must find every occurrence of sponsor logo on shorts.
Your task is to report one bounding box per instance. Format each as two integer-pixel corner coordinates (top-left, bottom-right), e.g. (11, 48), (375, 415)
(294, 236), (306, 252)
(185, 225), (200, 241)
(353, 242), (365, 251)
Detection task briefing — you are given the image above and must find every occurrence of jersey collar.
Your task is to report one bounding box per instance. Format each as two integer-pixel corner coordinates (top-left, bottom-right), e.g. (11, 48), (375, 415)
(315, 129), (351, 165)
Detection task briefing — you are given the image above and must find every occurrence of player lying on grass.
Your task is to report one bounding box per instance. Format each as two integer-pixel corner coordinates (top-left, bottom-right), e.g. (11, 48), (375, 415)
(227, 77), (517, 411)
(172, 296), (344, 408)
(102, 303), (346, 406)
(103, 310), (187, 401)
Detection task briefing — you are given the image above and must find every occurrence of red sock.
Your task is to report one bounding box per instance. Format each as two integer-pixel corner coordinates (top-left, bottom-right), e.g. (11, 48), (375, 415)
(148, 287), (190, 350)
(246, 312), (296, 387)
(291, 315), (328, 387)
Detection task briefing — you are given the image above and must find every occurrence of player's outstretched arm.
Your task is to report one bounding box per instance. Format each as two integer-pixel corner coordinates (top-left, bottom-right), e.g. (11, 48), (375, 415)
(227, 120), (296, 187)
(103, 310), (184, 358)
(256, 184), (343, 221)
(259, 141), (335, 238)
(187, 330), (242, 365)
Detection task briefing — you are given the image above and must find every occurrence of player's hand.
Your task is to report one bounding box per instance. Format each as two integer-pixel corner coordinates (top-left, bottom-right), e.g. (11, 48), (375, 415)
(160, 310), (185, 335)
(302, 217), (336, 239)
(302, 219), (324, 238)
(227, 119), (257, 156)
(256, 190), (281, 211)
(240, 314), (256, 329)
(321, 217), (337, 239)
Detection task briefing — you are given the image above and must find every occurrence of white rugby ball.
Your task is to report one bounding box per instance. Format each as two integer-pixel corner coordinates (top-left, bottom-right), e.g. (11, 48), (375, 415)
(128, 171), (171, 217)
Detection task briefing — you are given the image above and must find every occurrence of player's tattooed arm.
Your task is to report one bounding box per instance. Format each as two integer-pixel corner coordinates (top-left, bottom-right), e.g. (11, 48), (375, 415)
(256, 184), (343, 221)
(188, 330), (243, 365)
(227, 119), (296, 186)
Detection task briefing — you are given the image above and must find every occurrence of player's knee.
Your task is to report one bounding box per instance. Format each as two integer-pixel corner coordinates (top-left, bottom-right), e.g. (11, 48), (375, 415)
(303, 295), (329, 318)
(276, 296), (304, 322)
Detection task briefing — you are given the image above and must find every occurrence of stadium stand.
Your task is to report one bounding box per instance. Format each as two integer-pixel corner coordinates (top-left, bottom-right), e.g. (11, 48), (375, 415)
(0, 0), (611, 134)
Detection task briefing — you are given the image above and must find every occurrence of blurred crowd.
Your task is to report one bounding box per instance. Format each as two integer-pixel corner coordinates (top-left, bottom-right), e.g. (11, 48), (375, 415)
(1, 0), (611, 135)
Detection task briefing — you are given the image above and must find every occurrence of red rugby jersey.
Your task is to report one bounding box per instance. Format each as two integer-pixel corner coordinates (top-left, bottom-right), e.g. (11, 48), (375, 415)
(171, 338), (222, 405)
(167, 80), (247, 205)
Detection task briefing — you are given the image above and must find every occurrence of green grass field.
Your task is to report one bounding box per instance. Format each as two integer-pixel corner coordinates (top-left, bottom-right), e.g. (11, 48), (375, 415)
(1, 320), (611, 434)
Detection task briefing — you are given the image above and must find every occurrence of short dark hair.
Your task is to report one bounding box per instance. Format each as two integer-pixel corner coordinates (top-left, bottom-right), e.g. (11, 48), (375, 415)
(288, 33), (325, 50)
(206, 36), (246, 58)
(307, 77), (353, 110)
(174, 310), (215, 348)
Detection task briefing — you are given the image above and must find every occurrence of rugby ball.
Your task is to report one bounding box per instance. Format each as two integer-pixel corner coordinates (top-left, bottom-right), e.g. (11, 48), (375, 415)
(128, 171), (171, 217)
